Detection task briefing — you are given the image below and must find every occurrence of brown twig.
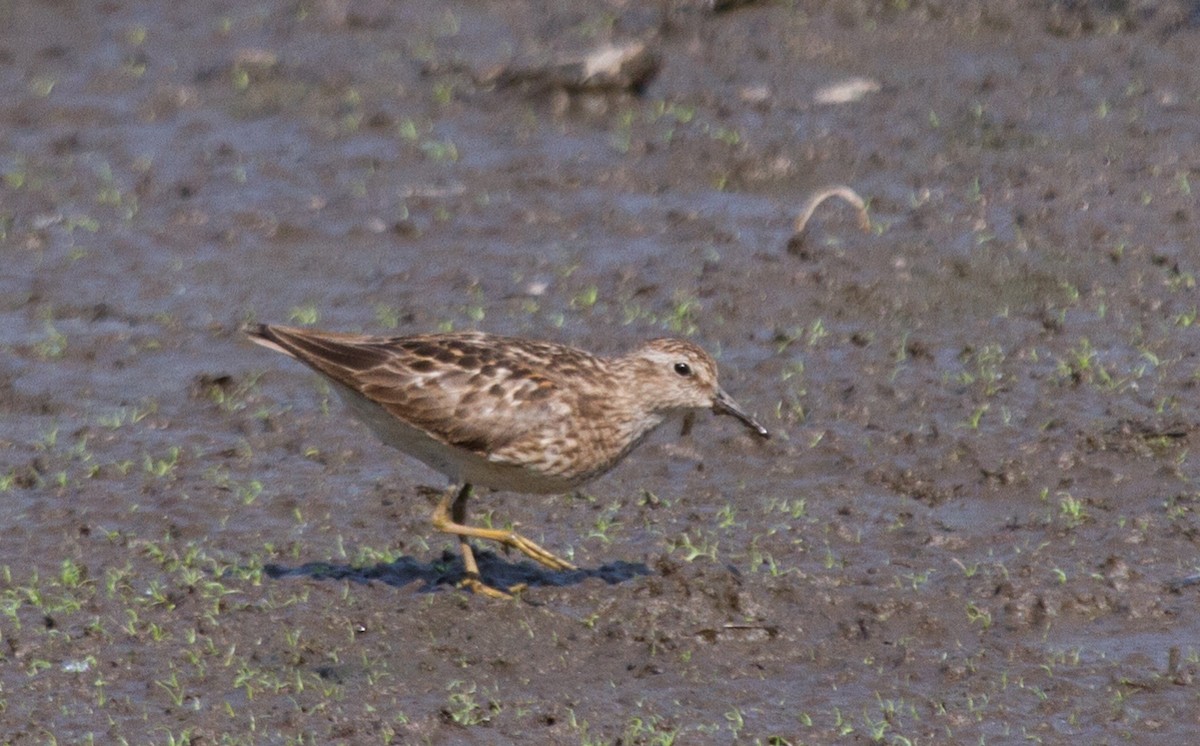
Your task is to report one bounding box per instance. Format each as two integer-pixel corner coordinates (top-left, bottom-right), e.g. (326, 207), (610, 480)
(789, 185), (870, 251)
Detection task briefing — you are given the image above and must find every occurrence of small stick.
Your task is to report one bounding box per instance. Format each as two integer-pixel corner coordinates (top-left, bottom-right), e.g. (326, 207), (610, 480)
(789, 185), (870, 249)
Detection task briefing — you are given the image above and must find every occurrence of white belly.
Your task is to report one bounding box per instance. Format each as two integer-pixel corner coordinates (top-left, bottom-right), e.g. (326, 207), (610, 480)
(333, 384), (581, 494)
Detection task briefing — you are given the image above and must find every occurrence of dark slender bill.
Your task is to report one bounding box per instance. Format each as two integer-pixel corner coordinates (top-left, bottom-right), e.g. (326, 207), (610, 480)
(713, 389), (770, 439)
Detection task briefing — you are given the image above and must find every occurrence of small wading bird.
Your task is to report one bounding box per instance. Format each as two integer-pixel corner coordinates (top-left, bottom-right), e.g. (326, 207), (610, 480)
(245, 323), (769, 597)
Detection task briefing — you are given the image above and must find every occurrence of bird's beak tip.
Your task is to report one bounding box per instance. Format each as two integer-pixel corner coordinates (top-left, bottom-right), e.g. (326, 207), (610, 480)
(713, 389), (769, 439)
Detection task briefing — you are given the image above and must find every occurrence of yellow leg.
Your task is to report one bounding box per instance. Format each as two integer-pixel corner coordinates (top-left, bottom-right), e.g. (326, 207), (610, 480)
(431, 484), (577, 592)
(442, 485), (511, 599)
(449, 485), (482, 578)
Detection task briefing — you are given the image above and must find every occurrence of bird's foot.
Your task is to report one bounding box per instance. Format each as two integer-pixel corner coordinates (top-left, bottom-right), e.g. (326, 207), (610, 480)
(458, 574), (527, 599)
(503, 531), (577, 571)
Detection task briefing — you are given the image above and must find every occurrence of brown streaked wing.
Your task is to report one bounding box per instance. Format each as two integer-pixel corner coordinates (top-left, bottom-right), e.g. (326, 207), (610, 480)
(353, 336), (578, 457)
(251, 325), (397, 391)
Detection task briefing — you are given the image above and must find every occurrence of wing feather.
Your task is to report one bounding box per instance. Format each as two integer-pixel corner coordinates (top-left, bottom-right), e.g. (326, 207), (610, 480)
(245, 324), (582, 457)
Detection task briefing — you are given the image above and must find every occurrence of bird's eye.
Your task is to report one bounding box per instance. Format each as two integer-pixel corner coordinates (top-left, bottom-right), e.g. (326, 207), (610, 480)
(674, 362), (692, 377)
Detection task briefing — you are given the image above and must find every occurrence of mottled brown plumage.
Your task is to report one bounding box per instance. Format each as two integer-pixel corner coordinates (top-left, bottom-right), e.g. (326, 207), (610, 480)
(244, 323), (768, 597)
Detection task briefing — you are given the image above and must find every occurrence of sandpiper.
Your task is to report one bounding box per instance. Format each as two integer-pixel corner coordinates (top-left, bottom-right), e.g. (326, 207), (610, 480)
(245, 323), (768, 597)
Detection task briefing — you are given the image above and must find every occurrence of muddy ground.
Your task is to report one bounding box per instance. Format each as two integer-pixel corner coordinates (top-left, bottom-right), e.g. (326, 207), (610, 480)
(3, 0), (1200, 743)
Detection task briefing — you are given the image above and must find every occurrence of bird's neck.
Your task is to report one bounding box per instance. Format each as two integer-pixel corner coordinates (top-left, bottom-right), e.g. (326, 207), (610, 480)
(604, 359), (672, 444)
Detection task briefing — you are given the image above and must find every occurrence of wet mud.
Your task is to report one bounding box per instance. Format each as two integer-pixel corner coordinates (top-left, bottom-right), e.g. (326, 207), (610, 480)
(3, 0), (1200, 742)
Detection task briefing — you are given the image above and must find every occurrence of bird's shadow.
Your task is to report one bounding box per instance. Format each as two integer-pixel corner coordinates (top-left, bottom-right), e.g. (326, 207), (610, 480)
(263, 549), (651, 595)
